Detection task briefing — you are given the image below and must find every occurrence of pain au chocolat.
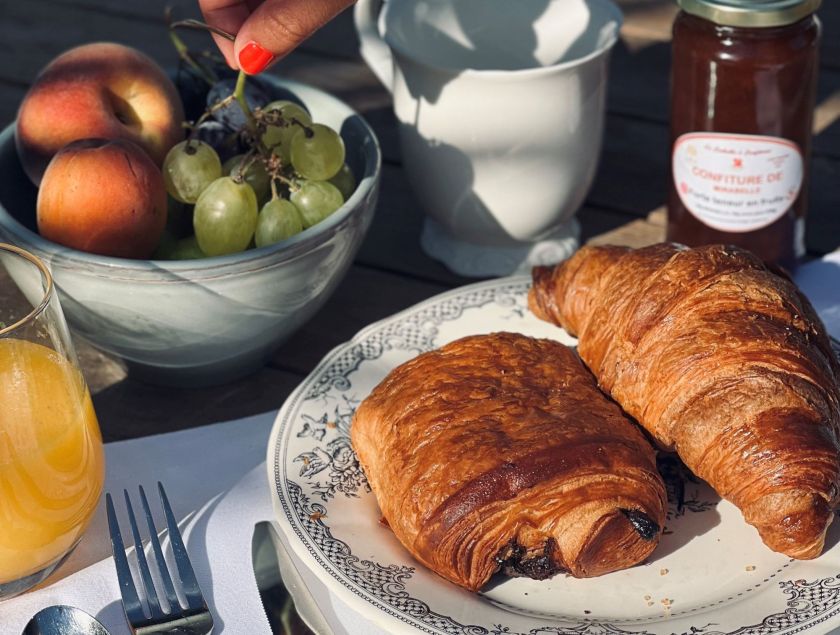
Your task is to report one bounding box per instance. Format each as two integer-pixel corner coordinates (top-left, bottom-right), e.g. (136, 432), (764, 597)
(350, 332), (667, 592)
(530, 243), (840, 559)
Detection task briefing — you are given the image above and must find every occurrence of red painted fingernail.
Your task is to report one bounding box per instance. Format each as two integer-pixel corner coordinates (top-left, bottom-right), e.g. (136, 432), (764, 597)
(238, 41), (274, 75)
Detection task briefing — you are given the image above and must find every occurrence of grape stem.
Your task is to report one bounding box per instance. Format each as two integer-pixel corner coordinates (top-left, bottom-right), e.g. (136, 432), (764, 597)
(166, 11), (218, 85)
(233, 151), (259, 183)
(169, 19), (235, 42)
(269, 170), (296, 192)
(292, 118), (314, 138)
(183, 93), (236, 141)
(233, 70), (260, 143)
(196, 94), (235, 123)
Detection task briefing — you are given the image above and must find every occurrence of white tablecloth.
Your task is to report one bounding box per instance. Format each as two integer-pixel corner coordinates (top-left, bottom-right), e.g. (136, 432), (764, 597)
(794, 250), (840, 339)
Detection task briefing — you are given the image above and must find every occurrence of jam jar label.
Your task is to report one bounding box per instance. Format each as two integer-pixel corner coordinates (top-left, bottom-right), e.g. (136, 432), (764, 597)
(673, 132), (803, 233)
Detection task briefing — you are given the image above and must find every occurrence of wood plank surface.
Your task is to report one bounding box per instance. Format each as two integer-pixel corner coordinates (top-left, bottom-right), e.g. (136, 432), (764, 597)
(92, 366), (304, 441)
(268, 265), (451, 375)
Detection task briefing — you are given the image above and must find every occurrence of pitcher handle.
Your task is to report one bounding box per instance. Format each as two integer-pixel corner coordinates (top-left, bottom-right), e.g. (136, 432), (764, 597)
(354, 0), (393, 91)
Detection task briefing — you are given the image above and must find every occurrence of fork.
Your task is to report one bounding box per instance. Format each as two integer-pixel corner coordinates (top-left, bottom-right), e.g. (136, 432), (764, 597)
(106, 483), (214, 635)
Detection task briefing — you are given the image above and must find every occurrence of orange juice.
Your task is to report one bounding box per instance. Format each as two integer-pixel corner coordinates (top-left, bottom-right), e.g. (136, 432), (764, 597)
(0, 339), (104, 584)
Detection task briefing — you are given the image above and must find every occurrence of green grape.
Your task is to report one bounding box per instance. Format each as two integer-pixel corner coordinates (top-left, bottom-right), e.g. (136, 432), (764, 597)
(290, 124), (345, 181)
(163, 140), (222, 204)
(152, 231), (206, 260)
(290, 181), (344, 228)
(193, 177), (258, 256)
(261, 101), (312, 163)
(328, 163), (356, 201)
(255, 199), (304, 247)
(169, 235), (206, 260)
(223, 155), (271, 204)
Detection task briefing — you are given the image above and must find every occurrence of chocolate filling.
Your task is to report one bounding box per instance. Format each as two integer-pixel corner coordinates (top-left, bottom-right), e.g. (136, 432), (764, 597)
(495, 539), (561, 580)
(620, 508), (660, 541)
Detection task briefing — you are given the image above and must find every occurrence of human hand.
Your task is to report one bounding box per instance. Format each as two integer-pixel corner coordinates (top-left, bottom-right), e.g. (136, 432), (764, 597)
(198, 0), (356, 74)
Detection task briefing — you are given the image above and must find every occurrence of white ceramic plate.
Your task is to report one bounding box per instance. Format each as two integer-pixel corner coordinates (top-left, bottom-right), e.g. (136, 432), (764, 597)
(267, 276), (840, 635)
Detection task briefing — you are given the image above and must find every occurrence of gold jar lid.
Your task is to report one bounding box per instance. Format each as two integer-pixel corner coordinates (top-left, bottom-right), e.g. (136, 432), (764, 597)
(677, 0), (821, 27)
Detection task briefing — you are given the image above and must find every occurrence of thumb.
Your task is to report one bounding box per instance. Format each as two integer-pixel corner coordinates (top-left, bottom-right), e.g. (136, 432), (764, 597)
(234, 0), (355, 74)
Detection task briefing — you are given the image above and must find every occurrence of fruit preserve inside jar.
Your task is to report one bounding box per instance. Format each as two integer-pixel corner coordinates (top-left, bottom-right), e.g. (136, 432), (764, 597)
(667, 0), (821, 267)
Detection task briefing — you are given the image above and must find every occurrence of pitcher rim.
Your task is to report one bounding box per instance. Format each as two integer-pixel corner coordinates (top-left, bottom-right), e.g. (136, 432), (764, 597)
(382, 0), (624, 79)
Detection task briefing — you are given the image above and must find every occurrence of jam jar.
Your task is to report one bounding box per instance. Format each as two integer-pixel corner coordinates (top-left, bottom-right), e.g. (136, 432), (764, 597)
(667, 0), (821, 266)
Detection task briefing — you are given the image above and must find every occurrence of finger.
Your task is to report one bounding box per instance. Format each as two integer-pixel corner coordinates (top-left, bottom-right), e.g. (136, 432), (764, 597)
(198, 0), (253, 68)
(233, 0), (356, 74)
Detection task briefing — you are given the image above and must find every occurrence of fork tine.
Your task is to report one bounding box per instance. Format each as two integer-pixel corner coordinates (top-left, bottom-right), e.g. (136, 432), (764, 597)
(158, 482), (206, 609)
(138, 485), (181, 613)
(106, 493), (148, 627)
(123, 490), (164, 618)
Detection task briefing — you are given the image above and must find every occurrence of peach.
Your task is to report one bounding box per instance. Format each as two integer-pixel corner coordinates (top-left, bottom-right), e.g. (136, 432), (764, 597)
(16, 42), (184, 185)
(37, 138), (167, 259)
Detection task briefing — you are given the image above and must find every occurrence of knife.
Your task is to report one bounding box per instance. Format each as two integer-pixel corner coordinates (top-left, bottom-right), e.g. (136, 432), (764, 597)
(253, 522), (335, 635)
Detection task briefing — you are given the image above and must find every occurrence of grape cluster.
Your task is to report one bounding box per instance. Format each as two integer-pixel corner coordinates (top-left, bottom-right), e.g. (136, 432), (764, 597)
(156, 82), (355, 260)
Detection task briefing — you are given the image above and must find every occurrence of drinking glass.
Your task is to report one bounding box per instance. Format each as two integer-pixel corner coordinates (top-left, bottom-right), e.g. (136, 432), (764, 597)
(0, 243), (104, 599)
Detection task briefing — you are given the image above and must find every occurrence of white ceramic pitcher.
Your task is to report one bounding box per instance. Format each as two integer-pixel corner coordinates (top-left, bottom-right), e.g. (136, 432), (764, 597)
(355, 0), (622, 276)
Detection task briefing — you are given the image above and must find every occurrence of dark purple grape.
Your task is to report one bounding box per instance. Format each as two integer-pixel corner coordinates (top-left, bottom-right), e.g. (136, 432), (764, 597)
(195, 120), (226, 147)
(195, 120), (240, 162)
(174, 65), (210, 123)
(207, 79), (269, 131)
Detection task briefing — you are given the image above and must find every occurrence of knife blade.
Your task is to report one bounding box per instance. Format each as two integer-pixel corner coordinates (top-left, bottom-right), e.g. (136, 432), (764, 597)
(253, 521), (335, 635)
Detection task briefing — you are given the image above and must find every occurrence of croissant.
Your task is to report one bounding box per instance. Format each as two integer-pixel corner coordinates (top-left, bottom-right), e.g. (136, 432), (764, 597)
(530, 243), (840, 559)
(351, 332), (667, 591)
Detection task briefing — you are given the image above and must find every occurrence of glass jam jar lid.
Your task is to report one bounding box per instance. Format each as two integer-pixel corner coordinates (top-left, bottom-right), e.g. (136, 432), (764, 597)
(677, 0), (821, 27)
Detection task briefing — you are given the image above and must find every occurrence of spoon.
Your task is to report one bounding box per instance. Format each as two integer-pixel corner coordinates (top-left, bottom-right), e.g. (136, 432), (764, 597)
(22, 605), (110, 635)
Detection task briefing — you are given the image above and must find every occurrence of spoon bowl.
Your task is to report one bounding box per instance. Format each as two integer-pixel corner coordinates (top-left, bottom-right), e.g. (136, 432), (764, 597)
(22, 605), (110, 635)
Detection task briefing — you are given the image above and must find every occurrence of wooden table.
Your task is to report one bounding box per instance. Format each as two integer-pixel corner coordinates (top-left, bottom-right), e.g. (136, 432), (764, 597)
(1, 0), (839, 442)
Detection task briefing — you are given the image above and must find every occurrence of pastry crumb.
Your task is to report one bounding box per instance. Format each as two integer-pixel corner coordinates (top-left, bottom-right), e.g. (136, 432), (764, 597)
(745, 565), (756, 571)
(660, 568), (669, 575)
(661, 598), (673, 608)
(644, 594), (651, 601)
(309, 511), (325, 521)
(647, 601), (654, 607)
